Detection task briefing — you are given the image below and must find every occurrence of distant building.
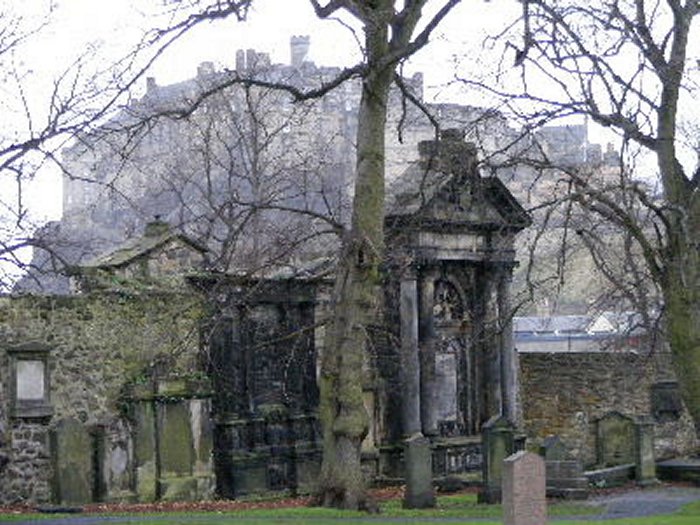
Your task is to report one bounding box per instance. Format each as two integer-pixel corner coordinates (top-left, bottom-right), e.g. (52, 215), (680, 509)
(514, 312), (647, 353)
(15, 37), (616, 295)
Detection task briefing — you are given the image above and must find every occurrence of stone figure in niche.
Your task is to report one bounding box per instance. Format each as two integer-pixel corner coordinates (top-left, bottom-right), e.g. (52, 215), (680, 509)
(433, 280), (464, 324)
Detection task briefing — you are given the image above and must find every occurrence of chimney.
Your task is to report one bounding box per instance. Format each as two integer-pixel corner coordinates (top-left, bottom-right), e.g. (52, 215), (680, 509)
(257, 52), (271, 69)
(197, 61), (215, 78)
(246, 49), (257, 71)
(290, 35), (310, 68)
(418, 129), (478, 181)
(235, 49), (245, 72)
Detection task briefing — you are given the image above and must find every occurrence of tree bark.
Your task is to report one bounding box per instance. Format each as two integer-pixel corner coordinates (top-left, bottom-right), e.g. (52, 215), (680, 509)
(654, 2), (700, 429)
(316, 12), (394, 510)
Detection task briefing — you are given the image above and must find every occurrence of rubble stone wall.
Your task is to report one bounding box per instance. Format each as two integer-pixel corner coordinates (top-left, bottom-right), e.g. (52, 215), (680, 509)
(520, 352), (697, 468)
(0, 291), (203, 505)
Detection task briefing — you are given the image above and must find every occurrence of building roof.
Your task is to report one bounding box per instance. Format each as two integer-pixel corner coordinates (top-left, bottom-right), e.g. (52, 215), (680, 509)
(385, 130), (531, 232)
(514, 315), (592, 335)
(81, 220), (207, 270)
(514, 311), (648, 338)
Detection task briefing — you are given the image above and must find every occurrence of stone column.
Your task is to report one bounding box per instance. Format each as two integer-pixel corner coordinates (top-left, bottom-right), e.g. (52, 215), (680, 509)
(498, 267), (519, 425)
(399, 274), (422, 436)
(400, 271), (436, 509)
(419, 270), (438, 436)
(484, 274), (502, 419)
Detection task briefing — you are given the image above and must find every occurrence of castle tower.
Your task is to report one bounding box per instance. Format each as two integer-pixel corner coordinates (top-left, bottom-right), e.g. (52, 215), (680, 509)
(290, 35), (310, 67)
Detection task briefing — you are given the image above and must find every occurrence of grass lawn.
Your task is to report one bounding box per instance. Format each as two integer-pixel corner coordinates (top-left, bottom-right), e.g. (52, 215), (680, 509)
(1, 493), (699, 524)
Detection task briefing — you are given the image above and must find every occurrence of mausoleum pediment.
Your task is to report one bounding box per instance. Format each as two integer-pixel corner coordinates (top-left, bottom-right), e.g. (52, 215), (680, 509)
(386, 130), (530, 234)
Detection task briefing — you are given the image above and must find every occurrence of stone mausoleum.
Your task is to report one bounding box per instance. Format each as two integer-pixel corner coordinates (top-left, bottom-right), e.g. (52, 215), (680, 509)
(0, 132), (696, 505)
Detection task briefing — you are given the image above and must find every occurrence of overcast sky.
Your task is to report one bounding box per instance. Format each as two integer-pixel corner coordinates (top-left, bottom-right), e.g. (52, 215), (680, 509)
(6, 0), (699, 230)
(7, 0), (521, 224)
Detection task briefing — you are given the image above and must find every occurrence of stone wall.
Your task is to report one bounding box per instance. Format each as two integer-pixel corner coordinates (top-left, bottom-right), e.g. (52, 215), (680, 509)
(520, 352), (697, 467)
(0, 291), (204, 505)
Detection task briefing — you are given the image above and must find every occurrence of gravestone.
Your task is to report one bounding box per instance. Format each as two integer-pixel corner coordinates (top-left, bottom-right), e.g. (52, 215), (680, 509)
(133, 400), (157, 502)
(403, 433), (436, 508)
(540, 436), (588, 500)
(540, 436), (568, 461)
(596, 412), (635, 467)
(635, 416), (657, 485)
(51, 418), (93, 505)
(478, 416), (515, 503)
(502, 451), (547, 525)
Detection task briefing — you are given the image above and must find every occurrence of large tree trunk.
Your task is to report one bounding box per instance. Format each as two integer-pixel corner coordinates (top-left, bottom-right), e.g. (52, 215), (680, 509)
(315, 20), (394, 511)
(655, 7), (700, 430)
(663, 196), (700, 427)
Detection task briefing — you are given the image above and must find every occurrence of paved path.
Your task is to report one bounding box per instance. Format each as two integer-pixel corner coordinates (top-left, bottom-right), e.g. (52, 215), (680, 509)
(4, 485), (700, 524)
(574, 485), (700, 521)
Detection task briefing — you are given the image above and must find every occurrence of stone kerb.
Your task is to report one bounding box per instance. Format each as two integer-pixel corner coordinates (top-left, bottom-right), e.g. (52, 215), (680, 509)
(503, 450), (547, 525)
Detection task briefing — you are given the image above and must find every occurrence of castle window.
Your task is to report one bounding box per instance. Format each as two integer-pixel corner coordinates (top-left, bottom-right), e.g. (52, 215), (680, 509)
(8, 342), (53, 419)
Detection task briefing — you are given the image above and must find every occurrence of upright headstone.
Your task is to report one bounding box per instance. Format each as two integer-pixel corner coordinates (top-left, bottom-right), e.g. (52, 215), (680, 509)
(596, 412), (635, 467)
(540, 436), (588, 500)
(635, 416), (657, 486)
(502, 451), (547, 525)
(478, 415), (515, 503)
(403, 433), (436, 508)
(51, 418), (93, 505)
(540, 436), (568, 461)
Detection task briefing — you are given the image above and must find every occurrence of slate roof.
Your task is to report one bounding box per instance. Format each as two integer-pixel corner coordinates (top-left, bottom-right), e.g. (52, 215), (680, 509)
(514, 312), (647, 337)
(81, 221), (207, 270)
(514, 315), (592, 335)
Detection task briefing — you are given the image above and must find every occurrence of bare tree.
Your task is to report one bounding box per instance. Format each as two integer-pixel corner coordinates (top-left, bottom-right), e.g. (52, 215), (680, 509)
(109, 0), (463, 508)
(463, 0), (700, 425)
(1, 0), (257, 291)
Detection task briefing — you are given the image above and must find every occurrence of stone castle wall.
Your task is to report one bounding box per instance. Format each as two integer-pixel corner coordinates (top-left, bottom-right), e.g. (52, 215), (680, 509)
(0, 291), (204, 505)
(520, 352), (697, 467)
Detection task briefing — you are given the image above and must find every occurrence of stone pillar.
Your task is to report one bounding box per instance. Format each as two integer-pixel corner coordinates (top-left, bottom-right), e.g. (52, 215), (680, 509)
(419, 271), (438, 436)
(635, 416), (657, 486)
(399, 274), (422, 436)
(498, 268), (519, 425)
(479, 415), (515, 504)
(484, 275), (502, 419)
(401, 272), (436, 508)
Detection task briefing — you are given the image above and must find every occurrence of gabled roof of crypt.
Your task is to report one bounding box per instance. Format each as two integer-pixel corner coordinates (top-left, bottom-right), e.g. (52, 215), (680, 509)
(81, 219), (208, 270)
(385, 129), (531, 232)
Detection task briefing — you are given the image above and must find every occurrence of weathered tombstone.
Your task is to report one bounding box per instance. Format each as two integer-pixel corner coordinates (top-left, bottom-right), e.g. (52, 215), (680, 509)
(596, 412), (635, 467)
(403, 433), (436, 508)
(51, 418), (93, 505)
(540, 436), (587, 500)
(502, 451), (547, 525)
(133, 400), (157, 502)
(635, 416), (657, 485)
(540, 435), (568, 461)
(478, 415), (515, 503)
